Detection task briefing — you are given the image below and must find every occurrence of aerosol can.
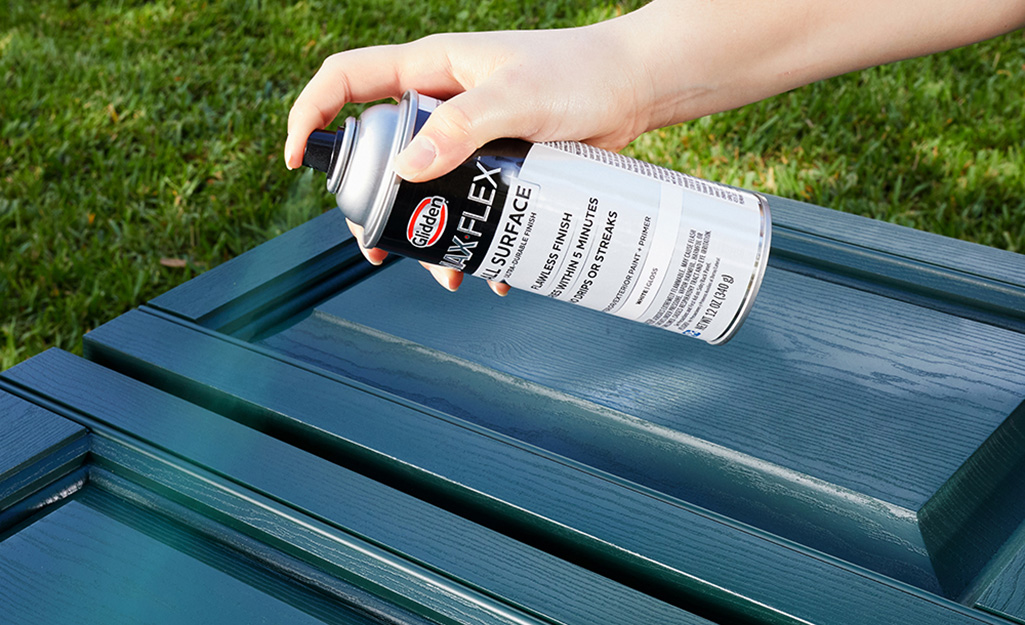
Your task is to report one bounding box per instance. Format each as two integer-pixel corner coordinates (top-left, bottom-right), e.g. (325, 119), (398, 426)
(300, 90), (770, 344)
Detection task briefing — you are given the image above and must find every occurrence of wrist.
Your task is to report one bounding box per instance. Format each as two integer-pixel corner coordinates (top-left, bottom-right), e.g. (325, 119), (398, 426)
(611, 0), (1025, 129)
(608, 0), (805, 128)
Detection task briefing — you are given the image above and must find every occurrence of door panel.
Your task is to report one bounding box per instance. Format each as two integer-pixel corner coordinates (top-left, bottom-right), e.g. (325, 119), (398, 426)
(255, 255), (1025, 598)
(0, 490), (385, 625)
(6, 194), (1025, 624)
(75, 309), (1012, 625)
(3, 350), (707, 625)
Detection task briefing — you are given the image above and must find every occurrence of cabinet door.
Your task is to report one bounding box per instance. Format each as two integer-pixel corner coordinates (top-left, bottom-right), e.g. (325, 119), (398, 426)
(1, 358), (707, 625)
(0, 389), (453, 625)
(5, 192), (1025, 625)
(0, 392), (410, 625)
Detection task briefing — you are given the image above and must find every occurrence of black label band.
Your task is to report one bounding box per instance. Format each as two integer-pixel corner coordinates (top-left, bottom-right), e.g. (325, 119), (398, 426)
(380, 138), (530, 275)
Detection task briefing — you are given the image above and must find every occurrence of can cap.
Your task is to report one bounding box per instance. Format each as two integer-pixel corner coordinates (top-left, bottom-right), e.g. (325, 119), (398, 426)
(302, 129), (338, 174)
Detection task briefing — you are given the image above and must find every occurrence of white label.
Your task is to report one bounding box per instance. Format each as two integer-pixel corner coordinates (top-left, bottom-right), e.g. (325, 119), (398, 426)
(473, 141), (768, 343)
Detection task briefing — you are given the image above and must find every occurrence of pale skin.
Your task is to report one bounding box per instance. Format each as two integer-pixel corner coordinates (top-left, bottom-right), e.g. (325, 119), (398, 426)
(285, 0), (1025, 294)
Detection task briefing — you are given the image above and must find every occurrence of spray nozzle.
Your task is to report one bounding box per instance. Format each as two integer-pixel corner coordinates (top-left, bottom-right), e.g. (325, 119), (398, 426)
(302, 129), (339, 174)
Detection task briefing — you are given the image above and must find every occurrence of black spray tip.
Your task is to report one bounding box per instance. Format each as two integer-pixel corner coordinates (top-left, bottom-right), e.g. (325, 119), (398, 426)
(302, 129), (339, 173)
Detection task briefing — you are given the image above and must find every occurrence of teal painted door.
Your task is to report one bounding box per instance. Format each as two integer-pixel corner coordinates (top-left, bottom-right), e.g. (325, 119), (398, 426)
(2, 193), (1024, 624)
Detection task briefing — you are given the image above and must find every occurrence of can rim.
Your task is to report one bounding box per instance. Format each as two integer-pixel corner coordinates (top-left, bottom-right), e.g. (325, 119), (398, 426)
(326, 117), (358, 195)
(361, 90), (419, 249)
(707, 193), (772, 345)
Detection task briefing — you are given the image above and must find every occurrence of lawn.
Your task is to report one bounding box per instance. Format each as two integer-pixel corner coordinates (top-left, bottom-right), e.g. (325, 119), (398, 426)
(2, 0), (1024, 369)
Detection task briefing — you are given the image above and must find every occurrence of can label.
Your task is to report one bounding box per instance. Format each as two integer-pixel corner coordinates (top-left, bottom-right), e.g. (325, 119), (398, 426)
(406, 196), (448, 248)
(377, 97), (767, 343)
(382, 137), (530, 275)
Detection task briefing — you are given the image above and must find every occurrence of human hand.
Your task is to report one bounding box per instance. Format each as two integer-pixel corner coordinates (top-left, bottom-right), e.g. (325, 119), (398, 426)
(287, 0), (1025, 293)
(285, 19), (663, 293)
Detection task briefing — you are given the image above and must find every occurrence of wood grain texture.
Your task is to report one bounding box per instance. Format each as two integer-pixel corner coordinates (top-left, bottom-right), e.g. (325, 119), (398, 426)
(768, 192), (1025, 334)
(769, 227), (1025, 333)
(973, 517), (1025, 623)
(72, 311), (1013, 625)
(263, 255), (1025, 597)
(3, 349), (710, 625)
(769, 194), (1025, 290)
(0, 389), (86, 477)
(0, 494), (373, 625)
(85, 439), (558, 625)
(151, 196), (1025, 335)
(84, 468), (441, 625)
(150, 209), (382, 339)
(0, 389), (88, 510)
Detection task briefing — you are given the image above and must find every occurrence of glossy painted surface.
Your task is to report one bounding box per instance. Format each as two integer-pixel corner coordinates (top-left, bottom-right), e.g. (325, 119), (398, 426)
(3, 193), (1025, 624)
(73, 309), (1013, 624)
(0, 391), (87, 510)
(4, 349), (706, 625)
(0, 493), (378, 625)
(974, 514), (1025, 623)
(259, 236), (1025, 597)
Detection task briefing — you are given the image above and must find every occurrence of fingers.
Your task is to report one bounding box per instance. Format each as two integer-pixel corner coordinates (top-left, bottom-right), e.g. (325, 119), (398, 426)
(393, 77), (536, 182)
(285, 48), (395, 170)
(488, 281), (511, 296)
(288, 33), (549, 181)
(417, 263), (508, 296)
(285, 40), (464, 171)
(351, 219), (498, 296)
(346, 219), (389, 265)
(419, 261), (464, 292)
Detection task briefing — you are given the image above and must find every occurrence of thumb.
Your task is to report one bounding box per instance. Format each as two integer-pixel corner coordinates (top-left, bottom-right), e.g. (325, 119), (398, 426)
(393, 83), (533, 182)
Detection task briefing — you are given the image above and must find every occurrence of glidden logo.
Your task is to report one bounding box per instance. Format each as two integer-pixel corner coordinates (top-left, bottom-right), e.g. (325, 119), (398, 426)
(407, 196), (448, 248)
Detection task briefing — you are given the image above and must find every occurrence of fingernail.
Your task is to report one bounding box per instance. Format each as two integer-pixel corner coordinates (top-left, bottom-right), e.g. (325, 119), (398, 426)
(426, 264), (458, 292)
(284, 145), (294, 170)
(360, 248), (383, 266)
(439, 272), (459, 292)
(394, 135), (436, 179)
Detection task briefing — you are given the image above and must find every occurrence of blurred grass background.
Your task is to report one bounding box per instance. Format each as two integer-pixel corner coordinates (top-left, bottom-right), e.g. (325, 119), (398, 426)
(2, 0), (1023, 369)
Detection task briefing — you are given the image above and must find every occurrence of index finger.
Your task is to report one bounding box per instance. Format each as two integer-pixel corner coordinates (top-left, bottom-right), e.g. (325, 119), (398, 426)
(284, 39), (464, 170)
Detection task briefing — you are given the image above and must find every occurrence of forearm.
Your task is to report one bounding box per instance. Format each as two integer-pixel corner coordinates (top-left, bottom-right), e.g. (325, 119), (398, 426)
(612, 0), (1025, 129)
(287, 0), (1023, 178)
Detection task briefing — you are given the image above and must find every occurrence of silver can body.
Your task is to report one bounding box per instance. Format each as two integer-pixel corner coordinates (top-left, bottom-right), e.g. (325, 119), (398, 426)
(323, 91), (771, 344)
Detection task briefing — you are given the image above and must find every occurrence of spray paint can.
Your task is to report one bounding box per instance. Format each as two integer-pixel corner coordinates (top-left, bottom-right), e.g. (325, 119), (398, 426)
(301, 90), (770, 344)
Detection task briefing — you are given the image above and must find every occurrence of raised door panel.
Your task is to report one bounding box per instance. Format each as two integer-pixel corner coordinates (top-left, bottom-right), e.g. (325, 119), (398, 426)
(0, 493), (386, 625)
(252, 241), (1025, 599)
(77, 309), (1014, 625)
(94, 198), (1025, 620)
(0, 386), (426, 625)
(3, 350), (707, 625)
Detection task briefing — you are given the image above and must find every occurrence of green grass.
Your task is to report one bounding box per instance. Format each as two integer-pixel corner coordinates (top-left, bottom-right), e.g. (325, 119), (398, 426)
(2, 1), (1023, 370)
